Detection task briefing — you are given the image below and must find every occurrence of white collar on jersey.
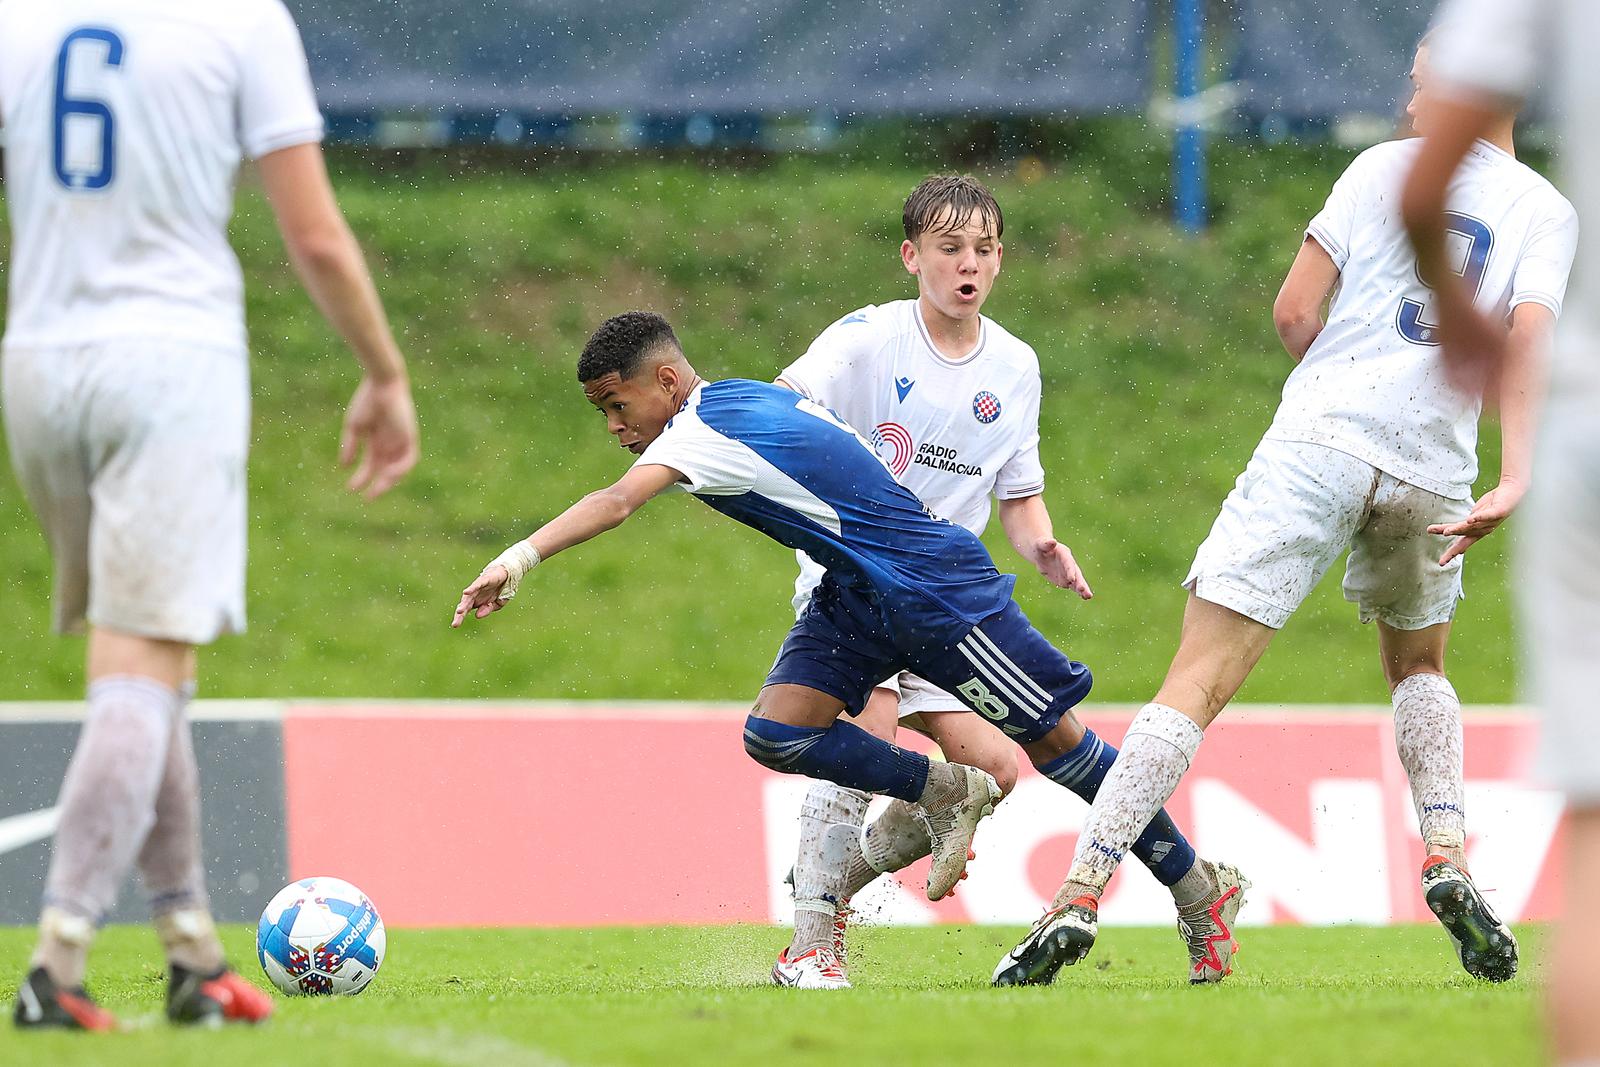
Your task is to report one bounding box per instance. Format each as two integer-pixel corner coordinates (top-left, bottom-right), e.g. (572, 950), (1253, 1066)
(912, 301), (988, 366)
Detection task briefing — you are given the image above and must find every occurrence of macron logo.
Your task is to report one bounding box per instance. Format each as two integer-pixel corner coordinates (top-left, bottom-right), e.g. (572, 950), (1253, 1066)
(895, 376), (915, 402)
(0, 807), (59, 856)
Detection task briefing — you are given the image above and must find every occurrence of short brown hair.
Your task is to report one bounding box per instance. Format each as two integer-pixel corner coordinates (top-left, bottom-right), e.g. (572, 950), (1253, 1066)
(903, 175), (1003, 243)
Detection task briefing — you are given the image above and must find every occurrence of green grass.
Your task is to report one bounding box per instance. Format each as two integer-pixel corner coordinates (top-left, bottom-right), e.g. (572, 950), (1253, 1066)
(0, 922), (1545, 1065)
(0, 127), (1543, 703)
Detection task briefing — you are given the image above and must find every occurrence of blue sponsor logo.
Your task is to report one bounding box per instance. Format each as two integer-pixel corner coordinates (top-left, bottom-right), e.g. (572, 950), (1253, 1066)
(895, 376), (915, 402)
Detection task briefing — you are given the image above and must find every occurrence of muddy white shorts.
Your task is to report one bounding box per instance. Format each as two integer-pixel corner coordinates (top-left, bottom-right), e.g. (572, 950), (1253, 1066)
(2, 341), (250, 645)
(872, 670), (969, 719)
(1519, 396), (1600, 804)
(1185, 437), (1470, 631)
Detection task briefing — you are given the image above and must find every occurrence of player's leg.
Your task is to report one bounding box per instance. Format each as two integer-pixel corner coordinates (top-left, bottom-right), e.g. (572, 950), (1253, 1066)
(1377, 621), (1513, 979)
(5, 348), (119, 1030)
(746, 682), (999, 901)
(13, 344), (268, 1028)
(997, 440), (1369, 985)
(1552, 807), (1600, 1064)
(846, 680), (1018, 902)
(1377, 621), (1464, 863)
(1522, 405), (1600, 1052)
(778, 684), (899, 988)
(1353, 474), (1514, 980)
(870, 679), (1210, 906)
(977, 594), (1268, 985)
(746, 581), (1000, 899)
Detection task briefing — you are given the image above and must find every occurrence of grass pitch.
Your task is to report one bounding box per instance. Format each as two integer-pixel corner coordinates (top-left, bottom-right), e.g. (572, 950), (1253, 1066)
(0, 922), (1544, 1066)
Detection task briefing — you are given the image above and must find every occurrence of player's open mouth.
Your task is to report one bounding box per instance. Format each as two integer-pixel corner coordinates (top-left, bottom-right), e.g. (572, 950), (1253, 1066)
(957, 284), (978, 299)
(624, 441), (644, 454)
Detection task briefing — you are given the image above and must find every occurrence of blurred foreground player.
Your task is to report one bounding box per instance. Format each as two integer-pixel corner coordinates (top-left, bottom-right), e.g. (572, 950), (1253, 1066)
(771, 175), (1219, 990)
(1402, 1), (1596, 1061)
(996, 34), (1576, 988)
(454, 312), (1208, 976)
(1, 0), (419, 1029)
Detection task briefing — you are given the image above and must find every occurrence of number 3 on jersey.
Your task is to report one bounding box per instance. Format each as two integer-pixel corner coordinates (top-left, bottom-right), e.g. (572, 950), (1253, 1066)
(53, 27), (125, 191)
(1396, 212), (1493, 346)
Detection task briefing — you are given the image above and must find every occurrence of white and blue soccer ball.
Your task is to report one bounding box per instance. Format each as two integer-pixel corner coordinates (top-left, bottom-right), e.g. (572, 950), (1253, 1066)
(257, 876), (386, 996)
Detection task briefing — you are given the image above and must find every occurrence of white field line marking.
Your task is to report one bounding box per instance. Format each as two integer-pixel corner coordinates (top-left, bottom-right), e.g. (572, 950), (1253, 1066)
(369, 1025), (577, 1067)
(0, 807), (58, 855)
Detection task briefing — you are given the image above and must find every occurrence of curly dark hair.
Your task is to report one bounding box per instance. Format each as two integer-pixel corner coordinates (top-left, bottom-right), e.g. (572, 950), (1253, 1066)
(577, 311), (681, 383)
(903, 175), (1003, 243)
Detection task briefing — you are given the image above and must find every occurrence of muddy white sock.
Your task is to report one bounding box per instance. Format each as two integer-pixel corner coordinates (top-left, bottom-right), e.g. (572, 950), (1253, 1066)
(138, 681), (223, 973)
(1393, 673), (1467, 867)
(852, 799), (933, 896)
(791, 782), (869, 954)
(33, 676), (179, 984)
(1060, 703), (1203, 903)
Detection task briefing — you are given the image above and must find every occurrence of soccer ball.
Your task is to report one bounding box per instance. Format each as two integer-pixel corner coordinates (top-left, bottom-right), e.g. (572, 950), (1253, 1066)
(256, 876), (386, 996)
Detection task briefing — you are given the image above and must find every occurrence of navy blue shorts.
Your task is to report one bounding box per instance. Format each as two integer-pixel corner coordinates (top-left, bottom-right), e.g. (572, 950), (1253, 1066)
(764, 577), (1092, 745)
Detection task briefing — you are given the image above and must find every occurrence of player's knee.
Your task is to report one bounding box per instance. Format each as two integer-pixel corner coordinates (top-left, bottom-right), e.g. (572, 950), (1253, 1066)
(742, 714), (817, 772)
(980, 751), (1020, 796)
(1387, 660), (1447, 692)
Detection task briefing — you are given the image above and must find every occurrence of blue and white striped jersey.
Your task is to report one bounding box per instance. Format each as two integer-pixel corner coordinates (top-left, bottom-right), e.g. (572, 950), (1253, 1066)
(634, 379), (1015, 624)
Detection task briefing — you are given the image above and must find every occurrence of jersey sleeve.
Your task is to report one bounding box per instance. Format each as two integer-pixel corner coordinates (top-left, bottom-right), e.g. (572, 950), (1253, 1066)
(1305, 154), (1369, 269)
(1429, 0), (1553, 103)
(994, 368), (1045, 499)
(236, 0), (325, 159)
(777, 307), (880, 407)
(631, 410), (760, 496)
(1510, 195), (1579, 318)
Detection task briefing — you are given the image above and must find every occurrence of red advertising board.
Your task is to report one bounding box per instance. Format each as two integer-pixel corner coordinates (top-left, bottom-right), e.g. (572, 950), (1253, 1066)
(282, 705), (1561, 928)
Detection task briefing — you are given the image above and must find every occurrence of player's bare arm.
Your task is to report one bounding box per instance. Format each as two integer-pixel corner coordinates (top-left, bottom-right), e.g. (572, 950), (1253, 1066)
(1426, 302), (1556, 565)
(451, 463), (683, 627)
(998, 494), (1092, 600)
(1273, 237), (1341, 361)
(1400, 94), (1518, 389)
(258, 143), (419, 499)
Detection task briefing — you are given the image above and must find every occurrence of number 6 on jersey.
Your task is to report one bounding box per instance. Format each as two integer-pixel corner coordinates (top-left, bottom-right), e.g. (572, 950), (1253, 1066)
(53, 27), (124, 191)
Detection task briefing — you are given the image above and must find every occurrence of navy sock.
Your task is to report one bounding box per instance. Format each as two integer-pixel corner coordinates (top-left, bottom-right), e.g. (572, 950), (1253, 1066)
(743, 715), (929, 802)
(1037, 729), (1197, 886)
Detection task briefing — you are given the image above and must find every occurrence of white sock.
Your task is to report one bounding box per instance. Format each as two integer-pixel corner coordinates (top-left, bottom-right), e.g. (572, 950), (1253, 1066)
(1061, 703), (1203, 900)
(139, 681), (224, 973)
(791, 782), (869, 954)
(853, 799), (933, 894)
(1393, 673), (1467, 865)
(34, 676), (179, 985)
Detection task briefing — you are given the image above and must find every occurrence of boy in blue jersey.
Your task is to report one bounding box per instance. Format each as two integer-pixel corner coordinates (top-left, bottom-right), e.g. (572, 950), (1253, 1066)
(452, 311), (1203, 920)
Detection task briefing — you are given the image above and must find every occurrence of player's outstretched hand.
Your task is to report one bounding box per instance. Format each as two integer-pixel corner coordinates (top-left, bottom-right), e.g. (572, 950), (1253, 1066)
(341, 375), (420, 500)
(1034, 538), (1094, 600)
(1428, 480), (1525, 566)
(452, 565), (511, 628)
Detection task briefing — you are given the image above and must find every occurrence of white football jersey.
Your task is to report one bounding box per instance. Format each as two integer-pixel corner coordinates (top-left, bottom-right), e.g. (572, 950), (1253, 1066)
(1266, 137), (1577, 499)
(779, 299), (1045, 605)
(1430, 0), (1599, 396)
(0, 0), (324, 350)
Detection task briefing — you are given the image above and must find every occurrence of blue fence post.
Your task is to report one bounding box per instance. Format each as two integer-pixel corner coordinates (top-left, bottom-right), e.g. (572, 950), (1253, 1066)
(1174, 0), (1206, 232)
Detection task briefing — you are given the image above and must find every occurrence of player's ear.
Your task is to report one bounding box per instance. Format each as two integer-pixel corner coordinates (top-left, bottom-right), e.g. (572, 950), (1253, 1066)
(901, 239), (919, 276)
(656, 360), (678, 393)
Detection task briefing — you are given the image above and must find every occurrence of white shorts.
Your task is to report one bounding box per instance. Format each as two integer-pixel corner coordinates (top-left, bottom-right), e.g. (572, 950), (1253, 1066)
(1519, 398), (1600, 804)
(2, 341), (250, 645)
(1185, 438), (1469, 631)
(873, 671), (969, 719)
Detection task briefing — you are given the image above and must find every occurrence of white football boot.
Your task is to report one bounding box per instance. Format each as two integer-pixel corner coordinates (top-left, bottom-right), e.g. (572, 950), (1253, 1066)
(771, 945), (850, 990)
(1178, 860), (1251, 984)
(916, 764), (1001, 900)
